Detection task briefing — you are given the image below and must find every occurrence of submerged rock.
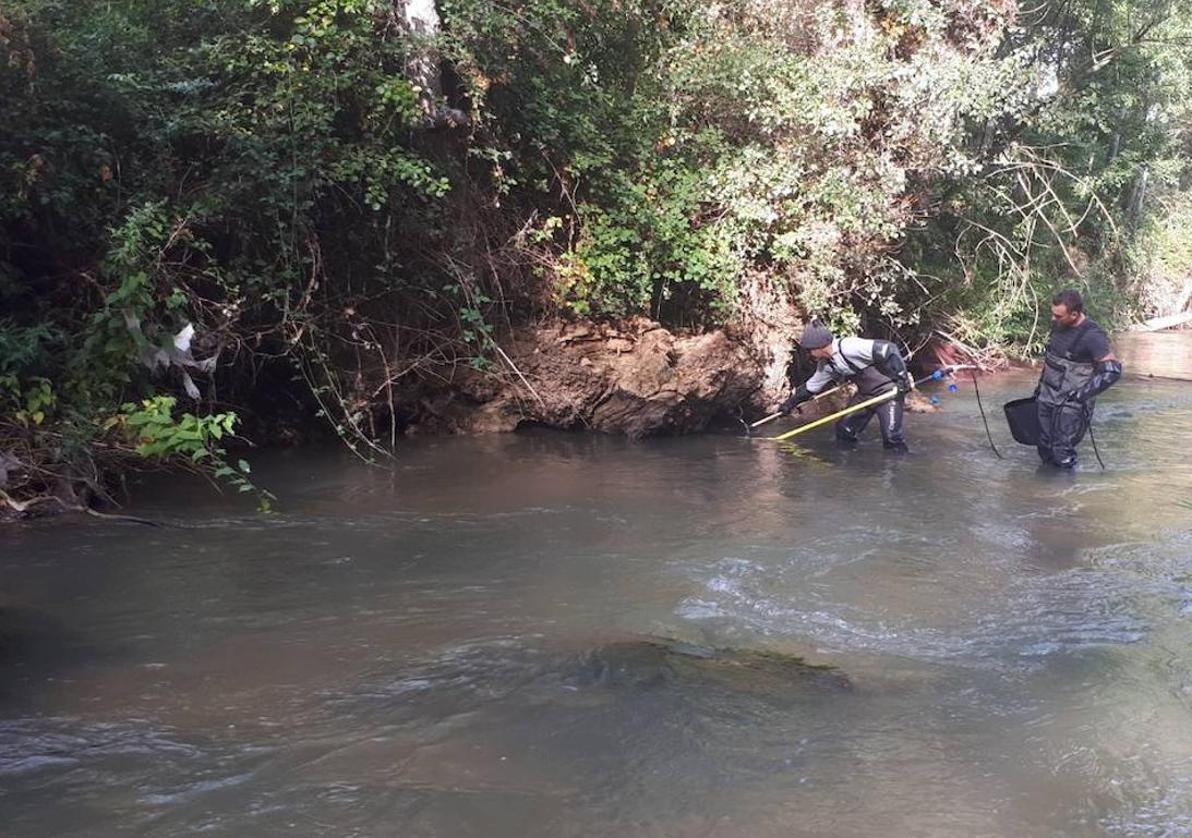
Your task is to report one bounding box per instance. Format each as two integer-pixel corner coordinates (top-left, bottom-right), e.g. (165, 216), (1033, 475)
(567, 635), (851, 696)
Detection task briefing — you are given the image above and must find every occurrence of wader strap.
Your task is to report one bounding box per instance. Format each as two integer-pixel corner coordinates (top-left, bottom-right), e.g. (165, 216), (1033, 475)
(836, 340), (870, 376)
(1067, 319), (1094, 361)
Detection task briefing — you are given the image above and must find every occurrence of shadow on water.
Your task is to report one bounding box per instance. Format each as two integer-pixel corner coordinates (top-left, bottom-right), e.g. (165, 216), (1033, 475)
(0, 607), (113, 710)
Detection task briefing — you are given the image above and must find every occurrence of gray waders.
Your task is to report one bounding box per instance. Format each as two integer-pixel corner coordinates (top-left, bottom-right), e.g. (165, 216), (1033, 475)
(1036, 345), (1096, 468)
(836, 359), (907, 451)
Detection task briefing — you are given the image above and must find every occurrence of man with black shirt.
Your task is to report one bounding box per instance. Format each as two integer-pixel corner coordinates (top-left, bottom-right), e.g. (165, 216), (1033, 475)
(1035, 289), (1123, 468)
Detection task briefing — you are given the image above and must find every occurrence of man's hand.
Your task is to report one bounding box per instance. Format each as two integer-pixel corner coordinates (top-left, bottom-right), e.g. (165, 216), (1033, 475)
(1072, 359), (1123, 404)
(896, 372), (914, 395)
(779, 385), (812, 415)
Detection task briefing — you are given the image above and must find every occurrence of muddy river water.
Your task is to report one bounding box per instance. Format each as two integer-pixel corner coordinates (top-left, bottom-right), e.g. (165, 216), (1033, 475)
(3, 371), (1192, 836)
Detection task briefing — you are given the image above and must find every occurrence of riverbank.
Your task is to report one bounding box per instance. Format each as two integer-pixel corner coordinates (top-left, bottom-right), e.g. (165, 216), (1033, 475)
(1, 312), (1009, 521)
(12, 315), (1186, 524)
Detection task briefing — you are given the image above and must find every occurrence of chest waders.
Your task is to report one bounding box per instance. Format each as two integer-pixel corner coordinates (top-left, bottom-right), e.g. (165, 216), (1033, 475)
(1036, 324), (1095, 467)
(832, 343), (908, 451)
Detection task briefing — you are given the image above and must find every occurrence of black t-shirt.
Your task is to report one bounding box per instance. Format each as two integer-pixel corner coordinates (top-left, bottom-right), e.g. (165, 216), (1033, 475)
(1046, 317), (1111, 364)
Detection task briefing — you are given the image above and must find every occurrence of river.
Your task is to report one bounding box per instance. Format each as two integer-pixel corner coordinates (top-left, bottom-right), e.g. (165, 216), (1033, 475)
(3, 370), (1192, 836)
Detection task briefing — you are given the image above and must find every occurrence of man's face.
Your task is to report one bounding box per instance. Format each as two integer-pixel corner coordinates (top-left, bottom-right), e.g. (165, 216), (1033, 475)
(808, 344), (833, 360)
(1051, 303), (1081, 329)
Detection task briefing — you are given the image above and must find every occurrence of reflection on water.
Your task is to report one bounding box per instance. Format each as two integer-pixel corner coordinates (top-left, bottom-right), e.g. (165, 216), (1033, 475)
(3, 372), (1192, 836)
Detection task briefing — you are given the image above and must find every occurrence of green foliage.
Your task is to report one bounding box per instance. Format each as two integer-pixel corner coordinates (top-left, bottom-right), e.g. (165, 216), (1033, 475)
(1, 0), (462, 504)
(0, 320), (58, 378)
(71, 202), (177, 405)
(557, 163), (740, 319)
(442, 0), (1030, 328)
(0, 374), (55, 427)
(1127, 191), (1192, 317)
(110, 397), (273, 510)
(918, 0), (1192, 350)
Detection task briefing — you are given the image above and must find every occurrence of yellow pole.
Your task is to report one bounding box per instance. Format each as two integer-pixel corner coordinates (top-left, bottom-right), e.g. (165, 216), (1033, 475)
(768, 387), (898, 442)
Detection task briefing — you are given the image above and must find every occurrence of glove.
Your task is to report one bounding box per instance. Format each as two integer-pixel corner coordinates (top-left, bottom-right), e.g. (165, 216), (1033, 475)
(779, 385), (812, 415)
(1072, 359), (1122, 404)
(895, 371), (914, 395)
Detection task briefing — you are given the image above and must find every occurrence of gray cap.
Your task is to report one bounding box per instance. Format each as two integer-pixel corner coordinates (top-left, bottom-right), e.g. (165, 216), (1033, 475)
(798, 319), (833, 350)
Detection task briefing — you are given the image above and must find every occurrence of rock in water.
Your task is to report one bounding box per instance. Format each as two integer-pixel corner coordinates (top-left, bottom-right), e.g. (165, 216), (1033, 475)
(567, 635), (851, 698)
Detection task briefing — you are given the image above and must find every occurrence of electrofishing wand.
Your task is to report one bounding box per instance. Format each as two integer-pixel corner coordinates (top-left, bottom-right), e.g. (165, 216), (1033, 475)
(745, 383), (848, 432)
(766, 365), (976, 442)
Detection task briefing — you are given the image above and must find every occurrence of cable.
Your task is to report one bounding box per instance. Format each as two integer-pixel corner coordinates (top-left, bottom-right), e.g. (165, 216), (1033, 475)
(1047, 398), (1106, 470)
(1086, 407), (1106, 470)
(970, 368), (1004, 459)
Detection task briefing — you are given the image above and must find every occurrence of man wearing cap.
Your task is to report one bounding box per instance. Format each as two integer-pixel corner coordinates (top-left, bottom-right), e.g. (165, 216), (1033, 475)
(776, 320), (915, 452)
